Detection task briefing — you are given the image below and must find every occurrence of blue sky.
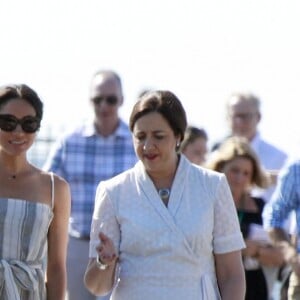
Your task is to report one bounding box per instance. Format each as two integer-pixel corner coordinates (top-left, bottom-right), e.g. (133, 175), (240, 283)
(1, 0), (300, 155)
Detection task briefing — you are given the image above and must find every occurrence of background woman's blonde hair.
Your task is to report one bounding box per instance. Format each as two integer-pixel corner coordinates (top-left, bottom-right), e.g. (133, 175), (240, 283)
(206, 136), (270, 188)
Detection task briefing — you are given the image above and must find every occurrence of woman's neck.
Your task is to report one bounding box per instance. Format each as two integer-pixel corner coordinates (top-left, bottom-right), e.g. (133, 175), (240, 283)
(233, 191), (247, 209)
(149, 155), (179, 190)
(234, 191), (258, 213)
(0, 154), (32, 180)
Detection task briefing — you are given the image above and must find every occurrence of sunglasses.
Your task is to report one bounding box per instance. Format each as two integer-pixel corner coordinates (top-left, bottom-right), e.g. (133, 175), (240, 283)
(0, 114), (40, 133)
(92, 95), (118, 106)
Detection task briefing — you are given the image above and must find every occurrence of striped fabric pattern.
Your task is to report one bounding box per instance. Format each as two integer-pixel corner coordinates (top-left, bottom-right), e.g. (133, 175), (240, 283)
(263, 159), (300, 239)
(0, 199), (53, 300)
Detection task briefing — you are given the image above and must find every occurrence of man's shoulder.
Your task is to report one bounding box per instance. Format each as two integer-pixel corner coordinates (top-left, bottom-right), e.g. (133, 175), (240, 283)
(283, 158), (300, 172)
(210, 135), (231, 152)
(58, 123), (94, 140)
(116, 119), (132, 137)
(258, 138), (287, 157)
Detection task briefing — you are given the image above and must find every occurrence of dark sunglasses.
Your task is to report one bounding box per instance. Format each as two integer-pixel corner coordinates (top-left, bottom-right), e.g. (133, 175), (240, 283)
(0, 114), (40, 133)
(92, 95), (118, 106)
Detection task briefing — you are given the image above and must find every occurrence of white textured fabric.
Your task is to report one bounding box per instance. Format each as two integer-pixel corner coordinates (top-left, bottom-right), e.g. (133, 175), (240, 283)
(90, 156), (245, 300)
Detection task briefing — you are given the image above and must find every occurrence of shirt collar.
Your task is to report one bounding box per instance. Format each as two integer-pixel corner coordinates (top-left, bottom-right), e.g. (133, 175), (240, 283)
(81, 119), (130, 138)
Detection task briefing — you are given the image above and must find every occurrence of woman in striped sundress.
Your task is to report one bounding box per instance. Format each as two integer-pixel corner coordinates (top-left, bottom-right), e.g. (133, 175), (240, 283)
(0, 84), (71, 299)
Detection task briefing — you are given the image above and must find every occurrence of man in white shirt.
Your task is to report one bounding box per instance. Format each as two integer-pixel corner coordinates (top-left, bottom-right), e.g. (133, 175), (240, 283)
(212, 92), (287, 202)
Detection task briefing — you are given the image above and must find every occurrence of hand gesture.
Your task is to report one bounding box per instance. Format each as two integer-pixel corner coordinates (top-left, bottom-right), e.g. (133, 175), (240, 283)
(96, 232), (118, 266)
(243, 239), (260, 258)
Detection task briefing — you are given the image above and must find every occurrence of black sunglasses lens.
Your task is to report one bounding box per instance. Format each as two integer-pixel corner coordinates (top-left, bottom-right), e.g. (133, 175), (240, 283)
(0, 116), (17, 131)
(93, 96), (118, 106)
(22, 117), (40, 133)
(0, 115), (40, 133)
(106, 96), (118, 105)
(92, 97), (101, 104)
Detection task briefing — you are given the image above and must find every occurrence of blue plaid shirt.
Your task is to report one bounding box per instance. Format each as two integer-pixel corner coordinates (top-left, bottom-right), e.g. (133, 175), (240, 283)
(43, 119), (137, 237)
(264, 159), (300, 239)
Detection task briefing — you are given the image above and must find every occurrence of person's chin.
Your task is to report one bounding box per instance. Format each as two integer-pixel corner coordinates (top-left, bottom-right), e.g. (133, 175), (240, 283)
(143, 159), (159, 170)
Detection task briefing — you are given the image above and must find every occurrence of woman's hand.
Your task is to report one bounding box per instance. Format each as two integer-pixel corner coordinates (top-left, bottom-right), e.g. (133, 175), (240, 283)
(96, 232), (118, 266)
(243, 239), (260, 258)
(84, 232), (118, 296)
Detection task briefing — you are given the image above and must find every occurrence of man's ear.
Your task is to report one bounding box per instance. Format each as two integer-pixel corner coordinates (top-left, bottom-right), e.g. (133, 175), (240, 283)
(257, 112), (261, 122)
(119, 95), (124, 107)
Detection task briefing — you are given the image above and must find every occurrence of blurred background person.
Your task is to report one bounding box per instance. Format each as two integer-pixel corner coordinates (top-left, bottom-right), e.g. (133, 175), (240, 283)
(84, 90), (246, 300)
(207, 136), (284, 300)
(210, 92), (289, 294)
(43, 70), (137, 300)
(0, 84), (70, 299)
(180, 125), (208, 166)
(211, 92), (287, 202)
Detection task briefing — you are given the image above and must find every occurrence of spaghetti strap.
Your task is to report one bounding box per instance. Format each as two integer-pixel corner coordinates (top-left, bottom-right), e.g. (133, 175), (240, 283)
(50, 172), (55, 209)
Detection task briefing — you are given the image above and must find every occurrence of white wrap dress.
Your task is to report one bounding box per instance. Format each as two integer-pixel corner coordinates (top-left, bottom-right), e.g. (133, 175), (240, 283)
(90, 155), (245, 300)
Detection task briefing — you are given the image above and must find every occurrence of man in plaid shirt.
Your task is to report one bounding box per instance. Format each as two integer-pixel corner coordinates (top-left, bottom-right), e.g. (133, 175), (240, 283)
(44, 70), (137, 300)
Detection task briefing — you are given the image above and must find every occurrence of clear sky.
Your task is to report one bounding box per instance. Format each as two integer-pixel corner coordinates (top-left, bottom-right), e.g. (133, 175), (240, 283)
(1, 0), (300, 156)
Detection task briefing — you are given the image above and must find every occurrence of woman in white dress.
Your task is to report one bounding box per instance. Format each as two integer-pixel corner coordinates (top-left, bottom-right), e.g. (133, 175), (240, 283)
(0, 84), (71, 299)
(84, 90), (246, 300)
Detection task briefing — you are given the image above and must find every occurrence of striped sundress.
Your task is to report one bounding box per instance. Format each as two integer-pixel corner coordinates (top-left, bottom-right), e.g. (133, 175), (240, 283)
(0, 173), (54, 300)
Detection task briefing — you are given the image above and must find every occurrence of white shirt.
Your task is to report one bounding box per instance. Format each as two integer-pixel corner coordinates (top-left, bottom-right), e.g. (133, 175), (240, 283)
(251, 132), (288, 202)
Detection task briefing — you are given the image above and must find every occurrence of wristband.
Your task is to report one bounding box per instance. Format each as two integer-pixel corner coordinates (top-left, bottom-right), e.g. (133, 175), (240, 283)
(96, 254), (109, 270)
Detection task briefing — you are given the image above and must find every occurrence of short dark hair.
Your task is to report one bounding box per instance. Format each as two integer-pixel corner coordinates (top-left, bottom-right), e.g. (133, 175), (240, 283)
(180, 126), (208, 152)
(129, 90), (187, 141)
(0, 84), (43, 120)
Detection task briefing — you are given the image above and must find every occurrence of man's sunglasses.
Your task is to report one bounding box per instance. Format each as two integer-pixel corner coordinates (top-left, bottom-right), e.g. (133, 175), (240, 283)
(92, 95), (118, 106)
(0, 114), (40, 133)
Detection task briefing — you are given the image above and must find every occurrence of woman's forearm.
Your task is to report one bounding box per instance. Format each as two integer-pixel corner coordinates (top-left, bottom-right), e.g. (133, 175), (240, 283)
(218, 275), (246, 300)
(46, 266), (67, 300)
(84, 259), (117, 296)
